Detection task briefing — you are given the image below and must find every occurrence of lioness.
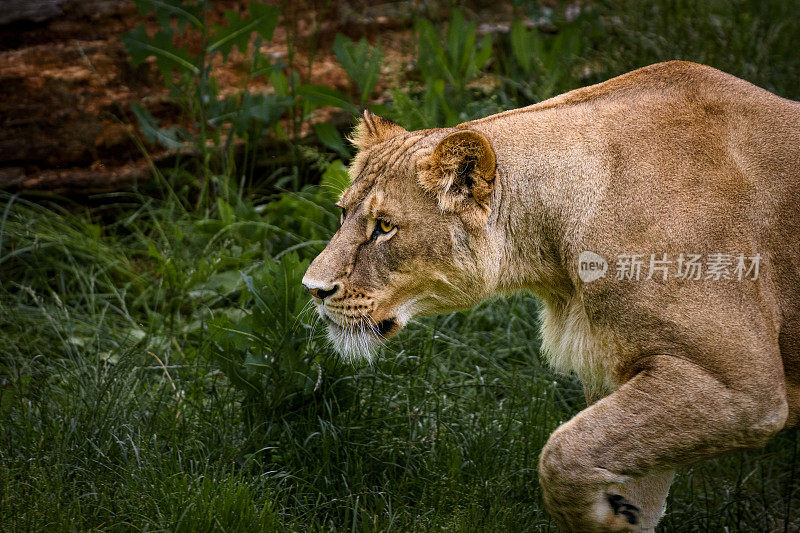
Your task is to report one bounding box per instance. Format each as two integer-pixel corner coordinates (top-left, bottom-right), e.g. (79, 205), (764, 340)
(302, 61), (800, 532)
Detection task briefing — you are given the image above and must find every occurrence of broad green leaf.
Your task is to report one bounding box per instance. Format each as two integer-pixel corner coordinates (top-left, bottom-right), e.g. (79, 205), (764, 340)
(474, 34), (493, 71)
(133, 0), (204, 32)
(241, 272), (269, 314)
(314, 122), (350, 159)
(219, 92), (289, 135)
(245, 351), (271, 368)
(130, 102), (185, 149)
(188, 269), (243, 299)
(387, 89), (431, 130)
(415, 18), (447, 83)
(216, 198), (235, 226)
(333, 34), (358, 82)
(297, 84), (358, 114)
(333, 34), (383, 104)
(208, 2), (279, 59)
(446, 9), (472, 74)
(270, 70), (289, 97)
(121, 25), (200, 77)
(243, 93), (287, 126)
(510, 20), (533, 75)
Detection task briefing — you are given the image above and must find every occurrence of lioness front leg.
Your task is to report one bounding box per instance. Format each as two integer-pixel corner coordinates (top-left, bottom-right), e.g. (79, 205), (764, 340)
(581, 391), (675, 532)
(539, 354), (787, 532)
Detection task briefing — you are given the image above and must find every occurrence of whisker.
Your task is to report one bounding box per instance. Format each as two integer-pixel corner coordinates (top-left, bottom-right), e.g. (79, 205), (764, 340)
(359, 309), (388, 345)
(294, 298), (317, 328)
(435, 274), (473, 307)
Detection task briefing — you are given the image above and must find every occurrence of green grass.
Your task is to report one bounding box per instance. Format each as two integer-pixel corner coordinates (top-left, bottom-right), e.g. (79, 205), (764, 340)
(2, 0), (800, 531)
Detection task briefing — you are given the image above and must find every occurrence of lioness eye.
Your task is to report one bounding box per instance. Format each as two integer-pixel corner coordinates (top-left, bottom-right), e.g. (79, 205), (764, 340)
(372, 218), (396, 241)
(378, 219), (394, 234)
(339, 208), (346, 227)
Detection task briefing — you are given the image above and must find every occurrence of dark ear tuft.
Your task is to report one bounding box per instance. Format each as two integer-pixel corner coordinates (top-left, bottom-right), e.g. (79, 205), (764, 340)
(418, 129), (496, 224)
(350, 110), (407, 150)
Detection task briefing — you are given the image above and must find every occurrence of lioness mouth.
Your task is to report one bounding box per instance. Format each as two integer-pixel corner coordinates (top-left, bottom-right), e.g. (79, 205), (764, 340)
(323, 315), (398, 339)
(376, 318), (397, 337)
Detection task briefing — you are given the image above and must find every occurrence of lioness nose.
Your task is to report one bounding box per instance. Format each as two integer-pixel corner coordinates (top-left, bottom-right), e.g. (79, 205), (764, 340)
(304, 281), (339, 300)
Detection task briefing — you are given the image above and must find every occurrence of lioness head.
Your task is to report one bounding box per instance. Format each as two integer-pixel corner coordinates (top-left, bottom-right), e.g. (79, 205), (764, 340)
(302, 111), (500, 362)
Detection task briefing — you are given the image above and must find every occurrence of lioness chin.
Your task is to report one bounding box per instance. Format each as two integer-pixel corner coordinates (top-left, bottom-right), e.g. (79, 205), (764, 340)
(302, 61), (800, 532)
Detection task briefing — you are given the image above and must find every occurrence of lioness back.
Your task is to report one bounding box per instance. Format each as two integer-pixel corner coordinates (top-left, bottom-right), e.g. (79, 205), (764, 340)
(465, 61), (800, 423)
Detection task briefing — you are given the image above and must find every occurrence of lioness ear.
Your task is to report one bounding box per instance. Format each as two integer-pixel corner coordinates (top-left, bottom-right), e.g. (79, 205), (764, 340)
(419, 129), (496, 217)
(350, 110), (407, 150)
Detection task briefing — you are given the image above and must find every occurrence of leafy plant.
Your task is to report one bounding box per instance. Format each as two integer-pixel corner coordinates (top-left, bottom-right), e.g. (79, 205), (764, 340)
(404, 9), (494, 128)
(121, 0), (360, 208)
(123, 25), (201, 77)
(204, 253), (351, 432)
(498, 17), (585, 103)
(208, 2), (280, 59)
(122, 1), (286, 209)
(333, 34), (384, 106)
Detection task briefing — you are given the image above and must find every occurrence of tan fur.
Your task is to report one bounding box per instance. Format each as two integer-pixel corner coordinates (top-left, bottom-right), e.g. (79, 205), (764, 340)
(418, 130), (496, 228)
(350, 110), (408, 150)
(303, 61), (800, 531)
(539, 296), (620, 400)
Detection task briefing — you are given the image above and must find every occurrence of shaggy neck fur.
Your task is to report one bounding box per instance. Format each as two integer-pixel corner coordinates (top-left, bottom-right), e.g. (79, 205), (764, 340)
(462, 115), (620, 393)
